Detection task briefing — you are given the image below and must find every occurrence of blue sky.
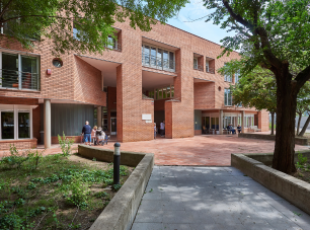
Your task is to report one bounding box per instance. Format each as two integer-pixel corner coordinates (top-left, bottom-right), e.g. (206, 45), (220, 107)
(167, 0), (234, 45)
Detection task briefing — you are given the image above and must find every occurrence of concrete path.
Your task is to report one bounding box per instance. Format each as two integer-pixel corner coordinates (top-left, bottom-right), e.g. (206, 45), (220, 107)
(131, 166), (310, 230)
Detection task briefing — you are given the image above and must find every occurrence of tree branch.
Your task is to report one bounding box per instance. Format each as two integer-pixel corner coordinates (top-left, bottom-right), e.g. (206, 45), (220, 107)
(1, 14), (74, 24)
(0, 0), (14, 19)
(222, 0), (254, 30)
(295, 65), (310, 90)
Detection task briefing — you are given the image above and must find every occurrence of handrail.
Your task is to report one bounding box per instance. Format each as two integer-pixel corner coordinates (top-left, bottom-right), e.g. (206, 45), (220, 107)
(142, 55), (175, 72)
(0, 69), (39, 90)
(206, 67), (215, 74)
(194, 64), (203, 71)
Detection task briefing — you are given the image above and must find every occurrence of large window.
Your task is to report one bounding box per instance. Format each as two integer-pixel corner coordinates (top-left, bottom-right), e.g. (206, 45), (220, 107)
(224, 64), (232, 82)
(235, 70), (240, 84)
(148, 85), (174, 100)
(0, 106), (32, 140)
(224, 88), (232, 106)
(142, 44), (175, 72)
(1, 52), (39, 90)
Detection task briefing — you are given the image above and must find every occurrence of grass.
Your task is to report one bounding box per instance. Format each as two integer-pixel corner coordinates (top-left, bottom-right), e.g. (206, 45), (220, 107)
(0, 146), (132, 230)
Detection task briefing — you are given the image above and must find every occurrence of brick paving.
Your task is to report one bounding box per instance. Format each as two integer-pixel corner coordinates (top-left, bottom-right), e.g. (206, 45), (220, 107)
(8, 135), (308, 166)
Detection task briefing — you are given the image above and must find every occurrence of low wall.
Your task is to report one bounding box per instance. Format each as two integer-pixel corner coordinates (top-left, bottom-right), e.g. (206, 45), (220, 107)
(232, 151), (310, 216)
(0, 139), (37, 150)
(52, 136), (81, 144)
(78, 145), (154, 230)
(238, 133), (309, 146)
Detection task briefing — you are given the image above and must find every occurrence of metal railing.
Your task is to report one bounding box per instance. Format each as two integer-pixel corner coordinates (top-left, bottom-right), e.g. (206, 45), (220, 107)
(206, 67), (215, 74)
(194, 64), (203, 71)
(0, 69), (39, 90)
(142, 56), (175, 72)
(106, 42), (122, 52)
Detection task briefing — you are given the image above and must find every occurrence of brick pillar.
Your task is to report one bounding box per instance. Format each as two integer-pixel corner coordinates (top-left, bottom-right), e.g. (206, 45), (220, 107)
(219, 109), (223, 135)
(165, 101), (173, 138)
(44, 99), (51, 148)
(242, 110), (245, 133)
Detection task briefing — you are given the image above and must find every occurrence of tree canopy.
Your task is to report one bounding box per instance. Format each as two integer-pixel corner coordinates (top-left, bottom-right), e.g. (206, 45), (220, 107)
(203, 0), (310, 173)
(0, 0), (188, 54)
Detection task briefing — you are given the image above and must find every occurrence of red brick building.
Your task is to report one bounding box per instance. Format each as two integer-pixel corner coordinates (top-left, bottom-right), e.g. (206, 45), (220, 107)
(0, 19), (269, 149)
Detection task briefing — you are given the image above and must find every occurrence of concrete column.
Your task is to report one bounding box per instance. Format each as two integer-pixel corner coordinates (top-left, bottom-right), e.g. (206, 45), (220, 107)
(44, 99), (51, 148)
(219, 110), (223, 135)
(97, 106), (102, 127)
(242, 111), (245, 133)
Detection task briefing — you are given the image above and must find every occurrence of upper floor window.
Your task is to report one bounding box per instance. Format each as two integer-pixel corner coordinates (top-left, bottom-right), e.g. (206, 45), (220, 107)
(224, 88), (232, 106)
(235, 70), (240, 84)
(2, 20), (40, 41)
(193, 57), (198, 69)
(206, 60), (209, 72)
(142, 44), (175, 72)
(224, 63), (232, 82)
(147, 85), (174, 100)
(0, 52), (40, 91)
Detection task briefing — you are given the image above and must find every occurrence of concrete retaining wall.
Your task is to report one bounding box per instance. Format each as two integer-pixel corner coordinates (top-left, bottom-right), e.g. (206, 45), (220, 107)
(78, 145), (154, 230)
(232, 152), (310, 216)
(238, 133), (309, 146)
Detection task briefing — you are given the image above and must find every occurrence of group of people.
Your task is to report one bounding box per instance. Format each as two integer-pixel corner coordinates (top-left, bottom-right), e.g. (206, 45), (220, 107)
(81, 121), (106, 146)
(154, 120), (165, 139)
(227, 124), (242, 134)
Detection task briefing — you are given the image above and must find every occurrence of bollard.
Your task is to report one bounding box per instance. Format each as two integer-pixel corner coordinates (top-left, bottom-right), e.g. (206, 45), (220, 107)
(113, 142), (121, 185)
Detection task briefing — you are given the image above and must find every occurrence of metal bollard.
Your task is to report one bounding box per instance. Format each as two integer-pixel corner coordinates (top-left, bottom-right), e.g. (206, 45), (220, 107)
(114, 142), (121, 185)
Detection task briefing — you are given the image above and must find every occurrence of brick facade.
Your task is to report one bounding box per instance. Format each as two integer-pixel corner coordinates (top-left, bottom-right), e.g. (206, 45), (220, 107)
(0, 17), (269, 147)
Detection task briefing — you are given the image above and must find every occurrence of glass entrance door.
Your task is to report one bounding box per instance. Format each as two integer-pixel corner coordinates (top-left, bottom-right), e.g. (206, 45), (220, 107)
(110, 117), (117, 135)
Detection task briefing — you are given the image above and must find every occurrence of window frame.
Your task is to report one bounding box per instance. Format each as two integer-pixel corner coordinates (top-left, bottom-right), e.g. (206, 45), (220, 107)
(0, 105), (33, 141)
(0, 50), (40, 91)
(142, 43), (175, 72)
(224, 88), (233, 106)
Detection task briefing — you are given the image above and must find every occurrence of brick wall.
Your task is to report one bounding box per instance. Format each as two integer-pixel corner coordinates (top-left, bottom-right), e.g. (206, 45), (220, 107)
(0, 139), (37, 150)
(258, 110), (270, 132)
(194, 82), (215, 109)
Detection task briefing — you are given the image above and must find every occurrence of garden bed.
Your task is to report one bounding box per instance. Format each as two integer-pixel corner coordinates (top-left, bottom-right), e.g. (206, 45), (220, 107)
(0, 147), (133, 230)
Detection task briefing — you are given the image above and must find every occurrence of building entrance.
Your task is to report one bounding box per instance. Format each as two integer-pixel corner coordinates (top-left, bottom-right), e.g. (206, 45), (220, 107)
(110, 117), (117, 135)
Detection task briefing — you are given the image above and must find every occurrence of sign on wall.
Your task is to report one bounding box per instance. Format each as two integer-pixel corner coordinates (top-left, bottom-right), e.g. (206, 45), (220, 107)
(142, 114), (152, 123)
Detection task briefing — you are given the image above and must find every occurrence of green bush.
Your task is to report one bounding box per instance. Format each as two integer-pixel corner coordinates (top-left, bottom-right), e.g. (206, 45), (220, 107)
(0, 145), (30, 169)
(296, 152), (308, 169)
(58, 132), (74, 156)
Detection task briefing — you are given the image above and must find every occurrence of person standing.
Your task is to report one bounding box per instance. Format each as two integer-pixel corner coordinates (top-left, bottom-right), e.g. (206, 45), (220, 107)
(81, 121), (92, 146)
(154, 122), (157, 139)
(160, 120), (165, 137)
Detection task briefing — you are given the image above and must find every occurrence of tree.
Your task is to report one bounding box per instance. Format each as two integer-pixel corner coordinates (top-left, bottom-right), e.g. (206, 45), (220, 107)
(203, 0), (310, 173)
(0, 0), (188, 55)
(296, 82), (310, 136)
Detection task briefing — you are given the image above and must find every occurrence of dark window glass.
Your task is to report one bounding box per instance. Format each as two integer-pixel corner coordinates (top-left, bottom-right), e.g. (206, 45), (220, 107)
(1, 112), (14, 139)
(2, 53), (18, 88)
(169, 52), (174, 69)
(18, 113), (30, 138)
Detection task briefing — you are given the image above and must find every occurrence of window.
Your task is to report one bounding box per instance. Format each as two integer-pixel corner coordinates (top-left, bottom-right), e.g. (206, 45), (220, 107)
(142, 44), (175, 71)
(206, 61), (209, 72)
(1, 52), (39, 90)
(224, 88), (232, 106)
(224, 64), (232, 82)
(148, 85), (174, 100)
(193, 57), (198, 69)
(2, 20), (40, 40)
(235, 70), (240, 84)
(0, 106), (33, 140)
(107, 36), (117, 50)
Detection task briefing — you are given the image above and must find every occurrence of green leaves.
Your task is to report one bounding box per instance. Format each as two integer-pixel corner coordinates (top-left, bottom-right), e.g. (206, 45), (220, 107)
(0, 0), (188, 55)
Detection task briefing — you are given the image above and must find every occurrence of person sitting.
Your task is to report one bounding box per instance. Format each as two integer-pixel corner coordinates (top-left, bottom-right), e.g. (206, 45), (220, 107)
(230, 125), (236, 134)
(237, 125), (242, 134)
(202, 125), (206, 134)
(227, 125), (231, 134)
(95, 127), (106, 145)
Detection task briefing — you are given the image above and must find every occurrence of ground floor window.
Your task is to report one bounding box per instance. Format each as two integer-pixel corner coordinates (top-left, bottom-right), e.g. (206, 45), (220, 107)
(0, 105), (32, 140)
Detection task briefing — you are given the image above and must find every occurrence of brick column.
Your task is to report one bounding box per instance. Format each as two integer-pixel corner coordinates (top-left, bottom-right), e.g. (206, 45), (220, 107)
(219, 109), (223, 135)
(44, 99), (51, 148)
(242, 110), (245, 133)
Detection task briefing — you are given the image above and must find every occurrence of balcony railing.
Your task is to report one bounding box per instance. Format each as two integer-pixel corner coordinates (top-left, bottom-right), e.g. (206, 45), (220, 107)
(106, 42), (121, 52)
(142, 56), (175, 72)
(206, 67), (215, 74)
(194, 64), (203, 71)
(0, 69), (39, 90)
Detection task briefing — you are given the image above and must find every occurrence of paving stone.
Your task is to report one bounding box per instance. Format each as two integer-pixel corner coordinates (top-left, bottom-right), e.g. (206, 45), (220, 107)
(134, 210), (163, 223)
(131, 223), (164, 230)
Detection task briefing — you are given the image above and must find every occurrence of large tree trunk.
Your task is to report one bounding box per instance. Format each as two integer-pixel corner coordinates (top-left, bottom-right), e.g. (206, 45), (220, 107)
(271, 112), (275, 135)
(272, 74), (298, 174)
(296, 112), (302, 135)
(298, 114), (310, 137)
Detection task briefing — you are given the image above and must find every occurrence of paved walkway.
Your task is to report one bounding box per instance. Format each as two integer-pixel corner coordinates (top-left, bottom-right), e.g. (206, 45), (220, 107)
(132, 166), (310, 230)
(9, 135), (308, 166)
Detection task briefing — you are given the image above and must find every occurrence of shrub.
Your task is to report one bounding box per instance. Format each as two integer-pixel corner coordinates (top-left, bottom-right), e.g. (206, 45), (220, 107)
(58, 132), (74, 156)
(296, 152), (308, 169)
(0, 145), (30, 169)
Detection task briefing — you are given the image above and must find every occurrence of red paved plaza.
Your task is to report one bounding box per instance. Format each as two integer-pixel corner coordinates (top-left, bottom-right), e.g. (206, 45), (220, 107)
(31, 135), (309, 166)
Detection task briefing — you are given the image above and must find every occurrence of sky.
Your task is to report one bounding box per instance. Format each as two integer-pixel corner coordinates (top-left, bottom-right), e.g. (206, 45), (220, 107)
(167, 0), (234, 45)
